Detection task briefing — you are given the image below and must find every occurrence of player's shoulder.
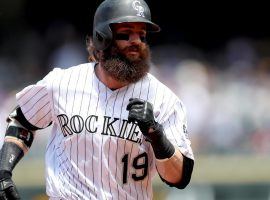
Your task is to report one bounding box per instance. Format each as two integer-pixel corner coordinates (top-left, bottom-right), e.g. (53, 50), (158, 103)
(47, 63), (95, 81)
(50, 62), (95, 75)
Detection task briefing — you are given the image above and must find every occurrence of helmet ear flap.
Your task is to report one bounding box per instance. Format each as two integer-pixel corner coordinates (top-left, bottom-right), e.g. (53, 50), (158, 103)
(96, 32), (103, 42)
(93, 26), (113, 51)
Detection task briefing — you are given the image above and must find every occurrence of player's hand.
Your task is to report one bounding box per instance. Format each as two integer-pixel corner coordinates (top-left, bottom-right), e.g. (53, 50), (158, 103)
(126, 98), (156, 134)
(0, 177), (20, 200)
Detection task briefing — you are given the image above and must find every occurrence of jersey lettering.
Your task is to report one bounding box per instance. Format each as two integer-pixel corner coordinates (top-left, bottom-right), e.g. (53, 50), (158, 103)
(57, 114), (143, 145)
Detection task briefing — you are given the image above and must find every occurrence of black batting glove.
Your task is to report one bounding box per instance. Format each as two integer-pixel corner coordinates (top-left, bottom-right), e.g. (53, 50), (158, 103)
(126, 98), (157, 135)
(0, 171), (20, 200)
(127, 98), (175, 159)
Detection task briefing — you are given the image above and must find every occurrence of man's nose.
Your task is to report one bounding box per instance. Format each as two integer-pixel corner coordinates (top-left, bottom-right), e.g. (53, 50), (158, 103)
(129, 33), (143, 44)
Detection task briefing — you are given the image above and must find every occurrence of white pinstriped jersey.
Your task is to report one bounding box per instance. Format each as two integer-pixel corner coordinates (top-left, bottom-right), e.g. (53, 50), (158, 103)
(16, 63), (194, 200)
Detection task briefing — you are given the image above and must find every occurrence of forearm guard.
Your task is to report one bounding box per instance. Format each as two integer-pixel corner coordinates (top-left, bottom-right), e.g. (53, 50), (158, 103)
(0, 142), (24, 175)
(0, 106), (35, 176)
(0, 127), (34, 176)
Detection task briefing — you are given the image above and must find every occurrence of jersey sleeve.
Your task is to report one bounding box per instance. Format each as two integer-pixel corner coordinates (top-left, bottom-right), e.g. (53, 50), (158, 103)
(15, 70), (55, 129)
(158, 98), (194, 160)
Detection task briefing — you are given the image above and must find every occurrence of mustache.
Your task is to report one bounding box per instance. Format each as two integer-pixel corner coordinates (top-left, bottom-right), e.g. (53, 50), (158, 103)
(123, 45), (141, 52)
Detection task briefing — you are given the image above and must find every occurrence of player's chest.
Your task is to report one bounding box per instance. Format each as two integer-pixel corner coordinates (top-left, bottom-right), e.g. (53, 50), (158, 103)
(53, 93), (144, 144)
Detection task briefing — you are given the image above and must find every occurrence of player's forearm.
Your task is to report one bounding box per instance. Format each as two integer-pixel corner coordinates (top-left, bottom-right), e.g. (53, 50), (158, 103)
(126, 99), (194, 188)
(0, 127), (32, 174)
(0, 140), (25, 173)
(0, 139), (23, 199)
(0, 107), (35, 174)
(156, 148), (184, 183)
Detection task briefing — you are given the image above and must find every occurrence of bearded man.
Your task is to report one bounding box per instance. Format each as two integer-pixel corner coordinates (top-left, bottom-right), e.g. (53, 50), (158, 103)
(0, 0), (194, 199)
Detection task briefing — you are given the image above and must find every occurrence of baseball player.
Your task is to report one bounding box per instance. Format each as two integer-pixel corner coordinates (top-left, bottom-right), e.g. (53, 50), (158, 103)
(0, 0), (194, 199)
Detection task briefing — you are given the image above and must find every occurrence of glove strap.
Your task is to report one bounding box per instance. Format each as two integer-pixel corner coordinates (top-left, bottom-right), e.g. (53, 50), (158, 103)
(147, 123), (175, 159)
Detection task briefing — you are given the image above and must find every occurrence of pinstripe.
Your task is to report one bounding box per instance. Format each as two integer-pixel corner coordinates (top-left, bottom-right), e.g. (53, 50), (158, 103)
(138, 77), (150, 200)
(45, 69), (63, 153)
(46, 131), (57, 153)
(70, 66), (81, 197)
(17, 85), (35, 101)
(76, 67), (89, 196)
(166, 93), (175, 114)
(57, 71), (65, 116)
(128, 143), (134, 198)
(23, 93), (48, 115)
(146, 77), (151, 100)
(134, 147), (140, 200)
(93, 74), (101, 199)
(136, 78), (144, 200)
(56, 70), (69, 198)
(28, 101), (50, 121)
(107, 132), (112, 200)
(153, 79), (158, 107)
(160, 86), (166, 112)
(107, 90), (119, 200)
(167, 115), (179, 146)
(125, 83), (136, 197)
(35, 109), (51, 127)
(160, 95), (180, 148)
(105, 87), (112, 199)
(142, 77), (151, 199)
(20, 87), (46, 107)
(63, 68), (72, 197)
(116, 86), (129, 200)
(104, 89), (109, 172)
(90, 69), (97, 199)
(101, 86), (109, 199)
(50, 73), (64, 197)
(82, 66), (93, 199)
(146, 78), (158, 199)
(56, 143), (69, 199)
(129, 80), (144, 199)
(76, 68), (84, 194)
(145, 143), (152, 200)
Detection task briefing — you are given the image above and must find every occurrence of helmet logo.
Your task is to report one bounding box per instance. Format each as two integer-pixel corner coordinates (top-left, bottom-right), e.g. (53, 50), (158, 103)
(132, 0), (145, 17)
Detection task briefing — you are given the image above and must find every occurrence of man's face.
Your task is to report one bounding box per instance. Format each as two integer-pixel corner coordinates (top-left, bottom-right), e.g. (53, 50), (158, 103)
(112, 22), (147, 62)
(102, 22), (151, 84)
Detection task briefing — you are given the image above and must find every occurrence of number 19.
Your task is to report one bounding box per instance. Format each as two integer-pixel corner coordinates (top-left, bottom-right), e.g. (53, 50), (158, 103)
(121, 152), (148, 184)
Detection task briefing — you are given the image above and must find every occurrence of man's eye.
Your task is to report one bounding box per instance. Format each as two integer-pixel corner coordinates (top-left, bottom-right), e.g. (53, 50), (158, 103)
(140, 35), (146, 43)
(115, 33), (129, 41)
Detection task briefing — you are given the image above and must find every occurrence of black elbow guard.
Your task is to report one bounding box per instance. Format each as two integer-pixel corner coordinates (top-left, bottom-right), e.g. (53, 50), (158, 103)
(0, 107), (36, 175)
(5, 126), (34, 149)
(8, 106), (42, 131)
(0, 126), (34, 173)
(160, 155), (194, 189)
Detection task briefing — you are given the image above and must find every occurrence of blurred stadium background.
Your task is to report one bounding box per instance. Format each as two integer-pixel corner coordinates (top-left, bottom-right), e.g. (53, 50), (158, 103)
(1, 0), (270, 199)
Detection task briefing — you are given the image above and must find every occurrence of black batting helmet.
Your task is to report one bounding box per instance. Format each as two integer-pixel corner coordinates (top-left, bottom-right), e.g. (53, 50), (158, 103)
(93, 0), (160, 50)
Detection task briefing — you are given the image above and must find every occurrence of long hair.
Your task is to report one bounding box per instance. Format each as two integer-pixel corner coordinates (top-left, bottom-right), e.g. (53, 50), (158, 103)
(86, 35), (100, 62)
(86, 35), (114, 63)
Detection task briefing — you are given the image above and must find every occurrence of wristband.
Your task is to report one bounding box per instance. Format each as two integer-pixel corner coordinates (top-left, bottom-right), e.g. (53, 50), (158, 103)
(147, 123), (175, 159)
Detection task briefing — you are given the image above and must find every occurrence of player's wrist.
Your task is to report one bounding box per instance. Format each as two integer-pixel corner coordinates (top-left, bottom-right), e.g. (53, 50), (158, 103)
(147, 123), (175, 159)
(0, 170), (12, 180)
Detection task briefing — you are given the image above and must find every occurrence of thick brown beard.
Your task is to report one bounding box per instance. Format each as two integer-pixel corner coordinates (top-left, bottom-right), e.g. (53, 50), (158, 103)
(102, 44), (151, 84)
